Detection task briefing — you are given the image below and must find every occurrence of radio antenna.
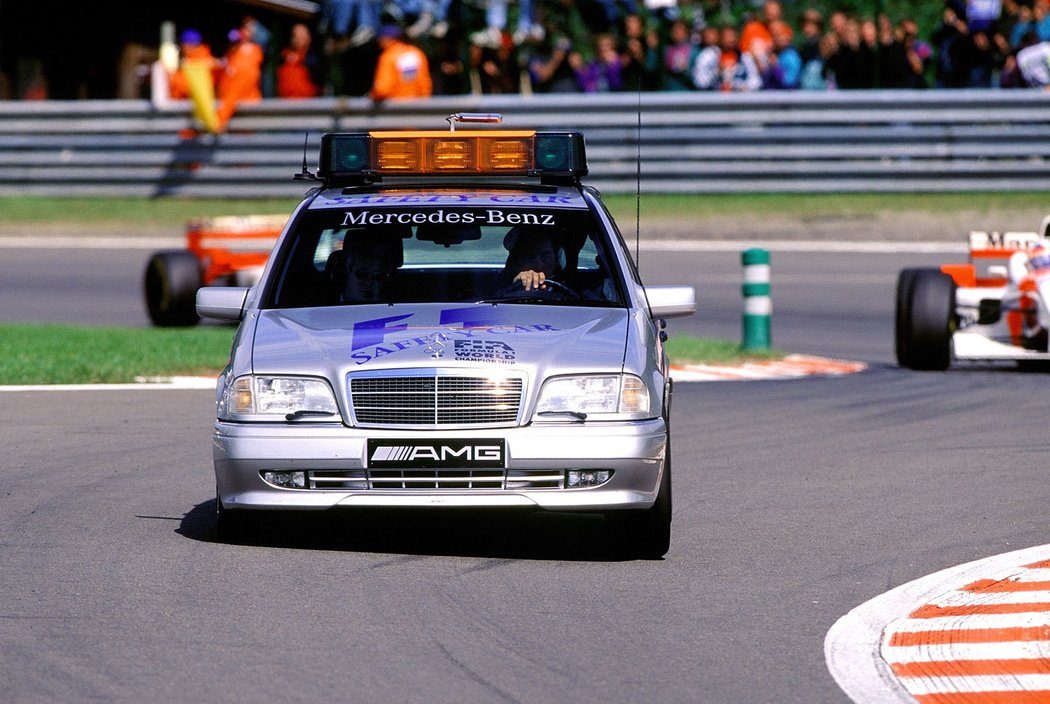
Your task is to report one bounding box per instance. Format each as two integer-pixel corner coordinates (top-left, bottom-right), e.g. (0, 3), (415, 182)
(635, 78), (642, 266)
(293, 132), (318, 181)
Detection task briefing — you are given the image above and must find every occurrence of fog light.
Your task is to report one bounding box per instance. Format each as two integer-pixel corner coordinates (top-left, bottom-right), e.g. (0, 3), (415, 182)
(262, 470), (306, 489)
(567, 470), (611, 488)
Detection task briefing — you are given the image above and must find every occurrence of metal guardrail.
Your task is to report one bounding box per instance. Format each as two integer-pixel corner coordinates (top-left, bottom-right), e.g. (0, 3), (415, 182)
(2, 90), (1050, 197)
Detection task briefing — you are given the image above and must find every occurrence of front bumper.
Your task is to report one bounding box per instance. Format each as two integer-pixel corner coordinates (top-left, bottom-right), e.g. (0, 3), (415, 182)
(213, 419), (667, 512)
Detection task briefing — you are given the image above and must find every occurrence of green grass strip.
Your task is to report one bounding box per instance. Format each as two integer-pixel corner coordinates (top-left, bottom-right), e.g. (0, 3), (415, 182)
(665, 334), (783, 366)
(1, 192), (1048, 226)
(0, 324), (778, 385)
(0, 324), (234, 385)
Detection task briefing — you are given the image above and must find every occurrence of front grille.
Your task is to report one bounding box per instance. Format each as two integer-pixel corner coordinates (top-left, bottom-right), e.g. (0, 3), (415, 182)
(349, 371), (524, 427)
(307, 468), (564, 491)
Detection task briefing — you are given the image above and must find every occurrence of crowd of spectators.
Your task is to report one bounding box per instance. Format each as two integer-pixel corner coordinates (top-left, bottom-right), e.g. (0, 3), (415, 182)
(251, 0), (1050, 99)
(158, 0), (1050, 108)
(8, 1), (1050, 103)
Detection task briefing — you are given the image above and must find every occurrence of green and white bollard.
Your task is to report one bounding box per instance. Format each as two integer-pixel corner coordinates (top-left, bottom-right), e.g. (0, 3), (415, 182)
(741, 248), (771, 350)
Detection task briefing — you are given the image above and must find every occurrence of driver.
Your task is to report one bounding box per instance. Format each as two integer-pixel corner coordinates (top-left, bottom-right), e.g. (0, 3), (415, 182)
(1008, 240), (1050, 284)
(1005, 239), (1050, 351)
(501, 226), (561, 292)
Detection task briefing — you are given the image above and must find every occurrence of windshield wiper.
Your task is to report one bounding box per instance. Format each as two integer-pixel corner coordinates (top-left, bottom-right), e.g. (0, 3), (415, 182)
(285, 410), (338, 422)
(475, 297), (544, 304)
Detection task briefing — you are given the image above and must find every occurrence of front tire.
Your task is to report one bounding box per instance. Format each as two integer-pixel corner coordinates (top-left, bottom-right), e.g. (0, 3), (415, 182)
(215, 488), (259, 542)
(608, 441), (672, 559)
(144, 250), (202, 327)
(896, 268), (956, 371)
(895, 268), (921, 367)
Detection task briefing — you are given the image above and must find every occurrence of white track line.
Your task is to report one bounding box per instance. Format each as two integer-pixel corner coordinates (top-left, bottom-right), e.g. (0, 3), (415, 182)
(901, 674), (1050, 695)
(0, 377), (216, 392)
(640, 240), (966, 254)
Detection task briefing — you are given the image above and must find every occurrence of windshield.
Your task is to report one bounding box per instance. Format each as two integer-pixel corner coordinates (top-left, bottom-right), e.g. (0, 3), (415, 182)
(264, 206), (625, 308)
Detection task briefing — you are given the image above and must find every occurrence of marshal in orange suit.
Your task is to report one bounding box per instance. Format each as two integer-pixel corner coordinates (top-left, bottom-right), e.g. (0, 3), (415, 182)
(216, 22), (263, 132)
(370, 25), (432, 103)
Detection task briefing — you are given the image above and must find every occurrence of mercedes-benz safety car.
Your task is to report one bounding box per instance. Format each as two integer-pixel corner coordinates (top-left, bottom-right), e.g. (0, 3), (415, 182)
(143, 215), (285, 326)
(896, 218), (1050, 370)
(196, 114), (697, 558)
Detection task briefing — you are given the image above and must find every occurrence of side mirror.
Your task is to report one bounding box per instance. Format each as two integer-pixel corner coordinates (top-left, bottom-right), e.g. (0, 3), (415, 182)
(197, 287), (249, 321)
(645, 285), (696, 319)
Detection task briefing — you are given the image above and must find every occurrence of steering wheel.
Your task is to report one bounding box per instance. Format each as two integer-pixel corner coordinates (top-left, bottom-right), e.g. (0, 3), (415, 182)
(503, 278), (579, 301)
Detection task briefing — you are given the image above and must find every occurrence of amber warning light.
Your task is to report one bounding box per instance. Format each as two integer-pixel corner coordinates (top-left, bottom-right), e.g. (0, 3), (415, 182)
(318, 130), (587, 184)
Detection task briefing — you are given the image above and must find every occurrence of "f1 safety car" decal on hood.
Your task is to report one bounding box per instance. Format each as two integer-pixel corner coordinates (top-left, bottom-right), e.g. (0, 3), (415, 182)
(349, 310), (557, 365)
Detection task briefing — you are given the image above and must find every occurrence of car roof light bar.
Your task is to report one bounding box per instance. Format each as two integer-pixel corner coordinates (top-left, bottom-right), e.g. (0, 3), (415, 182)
(317, 130), (587, 186)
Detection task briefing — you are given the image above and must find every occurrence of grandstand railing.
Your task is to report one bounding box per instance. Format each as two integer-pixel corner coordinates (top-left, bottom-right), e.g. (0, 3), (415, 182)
(2, 90), (1049, 197)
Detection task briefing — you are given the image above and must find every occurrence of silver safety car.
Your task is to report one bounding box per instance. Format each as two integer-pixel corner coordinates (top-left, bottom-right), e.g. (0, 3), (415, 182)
(197, 115), (697, 557)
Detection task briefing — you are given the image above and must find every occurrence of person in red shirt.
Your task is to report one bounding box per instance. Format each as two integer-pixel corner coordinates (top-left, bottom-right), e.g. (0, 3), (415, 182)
(370, 24), (432, 103)
(277, 23), (321, 98)
(216, 18), (264, 132)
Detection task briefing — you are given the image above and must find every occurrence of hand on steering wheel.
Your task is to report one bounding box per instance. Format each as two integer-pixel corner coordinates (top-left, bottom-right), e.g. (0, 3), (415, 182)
(508, 271), (579, 300)
(513, 269), (547, 291)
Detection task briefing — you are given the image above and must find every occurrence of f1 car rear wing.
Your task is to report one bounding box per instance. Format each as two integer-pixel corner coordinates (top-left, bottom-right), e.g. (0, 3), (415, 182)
(187, 214), (287, 286)
(968, 230), (1041, 257)
(942, 229), (1045, 288)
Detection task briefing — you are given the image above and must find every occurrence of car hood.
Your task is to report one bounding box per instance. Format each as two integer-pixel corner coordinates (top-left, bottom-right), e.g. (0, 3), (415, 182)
(251, 304), (629, 379)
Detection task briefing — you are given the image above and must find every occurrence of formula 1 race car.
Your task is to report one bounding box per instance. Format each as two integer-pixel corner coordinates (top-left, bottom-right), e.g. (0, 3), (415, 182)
(896, 218), (1050, 370)
(143, 214), (286, 326)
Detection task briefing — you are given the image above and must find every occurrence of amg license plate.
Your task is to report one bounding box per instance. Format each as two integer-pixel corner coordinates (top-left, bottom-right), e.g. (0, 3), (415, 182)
(367, 439), (506, 468)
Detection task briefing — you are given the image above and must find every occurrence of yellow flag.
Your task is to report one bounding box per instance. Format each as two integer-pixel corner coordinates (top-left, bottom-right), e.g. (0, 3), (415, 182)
(183, 62), (219, 134)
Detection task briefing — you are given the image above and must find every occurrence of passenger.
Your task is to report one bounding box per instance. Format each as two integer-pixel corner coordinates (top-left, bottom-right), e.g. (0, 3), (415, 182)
(339, 234), (403, 302)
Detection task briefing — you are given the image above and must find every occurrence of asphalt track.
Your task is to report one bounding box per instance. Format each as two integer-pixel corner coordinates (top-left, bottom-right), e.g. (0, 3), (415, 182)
(2, 241), (1048, 703)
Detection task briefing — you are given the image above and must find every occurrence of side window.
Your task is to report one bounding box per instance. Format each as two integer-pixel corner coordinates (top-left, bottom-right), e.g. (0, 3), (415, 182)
(313, 230), (344, 270)
(577, 237), (601, 270)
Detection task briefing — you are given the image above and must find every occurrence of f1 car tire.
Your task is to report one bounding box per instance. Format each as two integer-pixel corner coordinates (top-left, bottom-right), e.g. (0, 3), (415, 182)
(144, 250), (202, 327)
(897, 268), (956, 371)
(895, 267), (921, 366)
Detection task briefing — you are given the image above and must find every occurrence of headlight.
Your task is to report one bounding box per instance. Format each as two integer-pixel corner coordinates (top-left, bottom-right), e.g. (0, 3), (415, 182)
(218, 375), (339, 421)
(534, 374), (651, 420)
